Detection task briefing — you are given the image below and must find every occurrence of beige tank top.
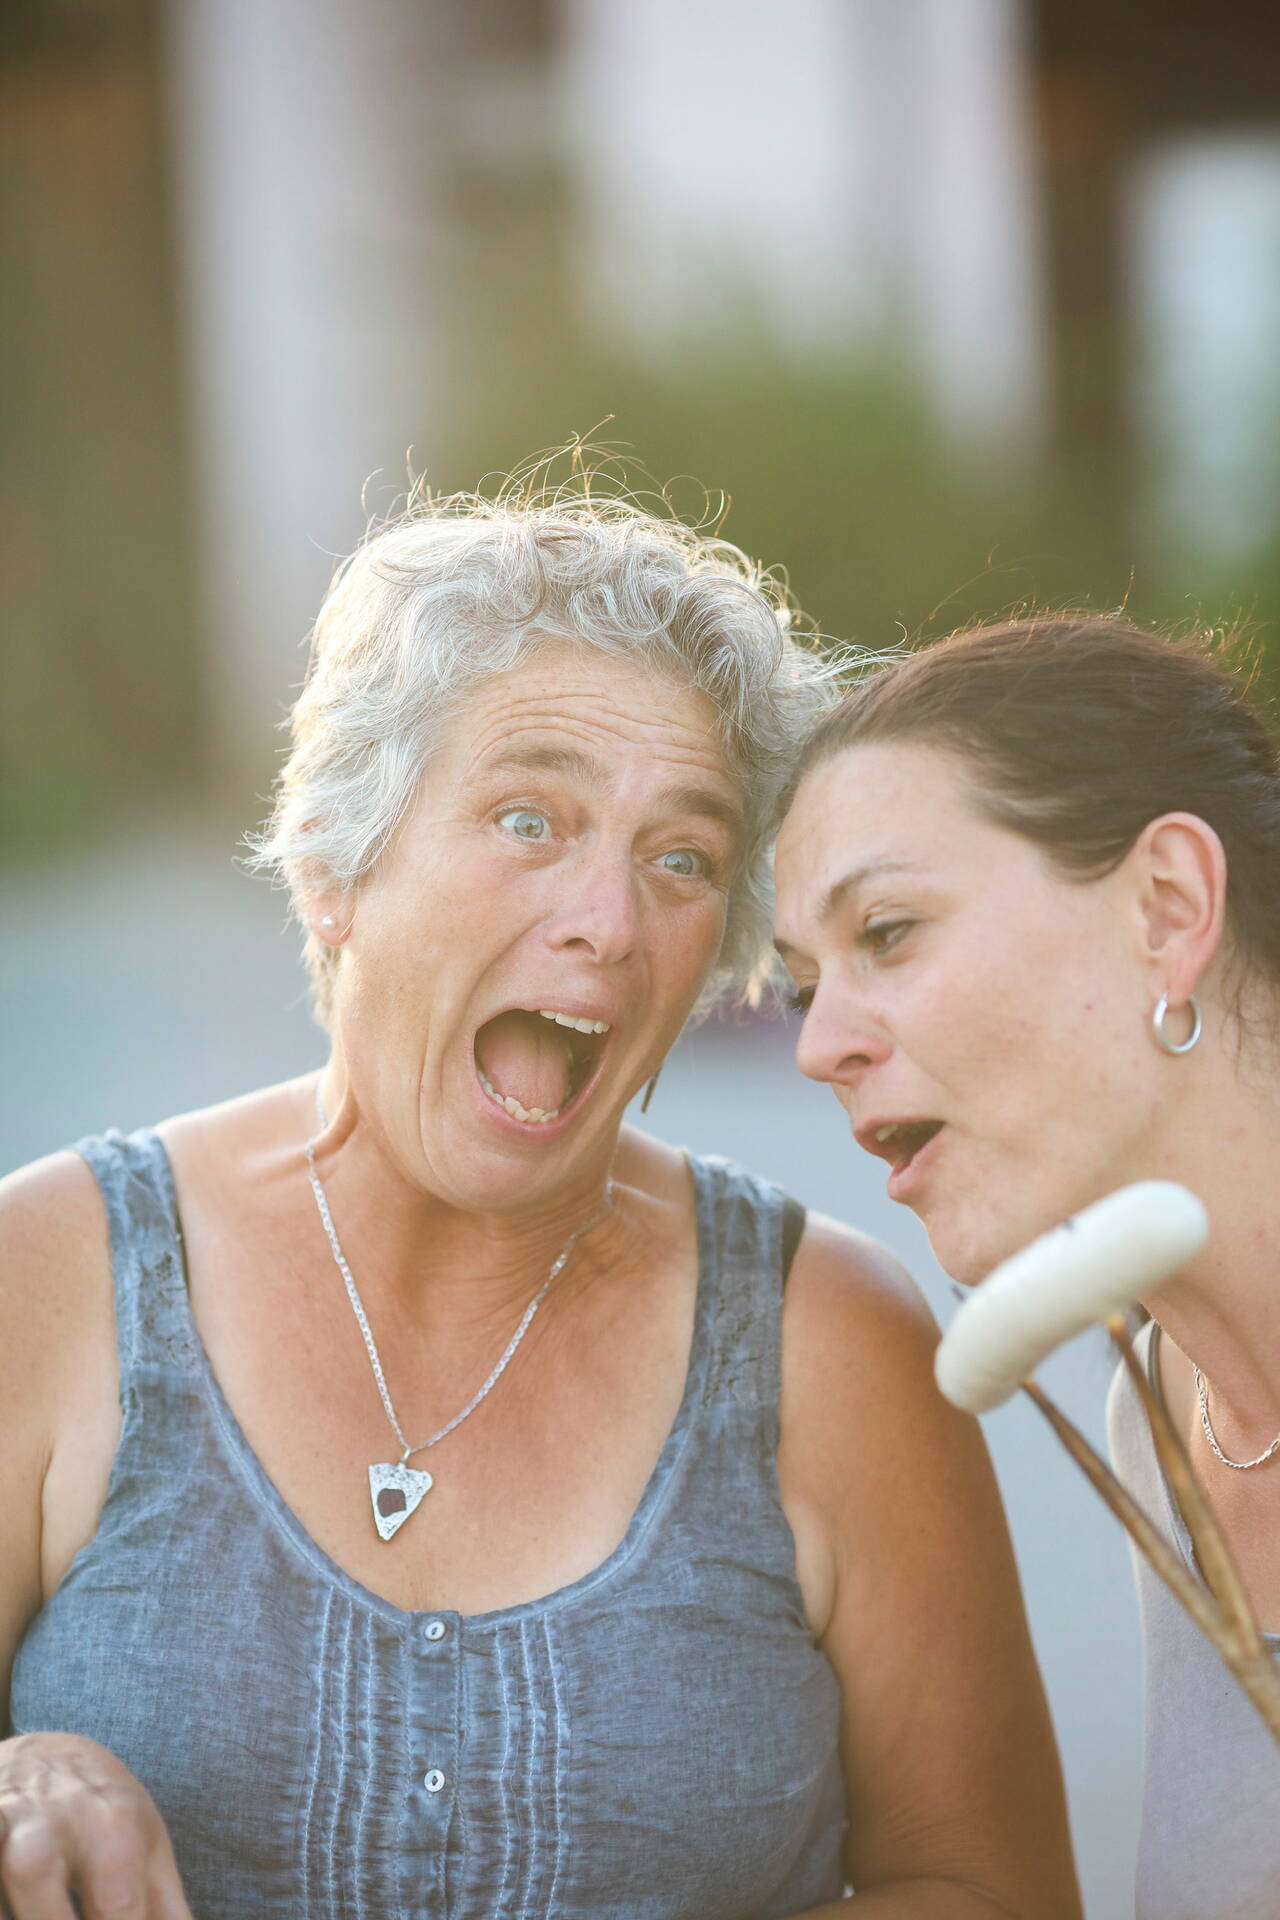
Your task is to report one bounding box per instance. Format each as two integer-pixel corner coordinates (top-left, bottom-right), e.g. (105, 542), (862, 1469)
(1107, 1320), (1280, 1919)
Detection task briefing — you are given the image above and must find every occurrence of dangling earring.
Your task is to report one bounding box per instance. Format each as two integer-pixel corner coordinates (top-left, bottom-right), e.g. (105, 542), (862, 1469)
(640, 1067), (662, 1113)
(1152, 992), (1202, 1056)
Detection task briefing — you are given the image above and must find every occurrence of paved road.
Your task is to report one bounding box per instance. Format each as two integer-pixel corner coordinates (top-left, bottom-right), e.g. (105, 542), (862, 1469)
(2, 827), (1143, 1915)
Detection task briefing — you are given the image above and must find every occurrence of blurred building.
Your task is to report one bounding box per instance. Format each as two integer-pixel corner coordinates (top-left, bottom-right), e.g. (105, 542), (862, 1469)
(2, 0), (199, 830)
(3, 0), (1280, 826)
(562, 0), (1042, 443)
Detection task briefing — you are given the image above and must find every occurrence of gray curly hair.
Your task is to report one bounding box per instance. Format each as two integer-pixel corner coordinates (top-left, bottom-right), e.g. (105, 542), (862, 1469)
(246, 476), (843, 1026)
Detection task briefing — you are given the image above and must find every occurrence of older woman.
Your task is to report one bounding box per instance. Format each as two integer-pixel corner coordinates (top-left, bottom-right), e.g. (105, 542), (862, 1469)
(0, 495), (1077, 1920)
(773, 614), (1280, 1920)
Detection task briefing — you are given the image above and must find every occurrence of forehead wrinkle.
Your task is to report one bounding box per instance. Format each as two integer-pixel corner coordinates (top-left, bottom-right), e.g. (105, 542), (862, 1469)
(477, 742), (611, 788)
(460, 665), (724, 762)
(464, 696), (740, 816)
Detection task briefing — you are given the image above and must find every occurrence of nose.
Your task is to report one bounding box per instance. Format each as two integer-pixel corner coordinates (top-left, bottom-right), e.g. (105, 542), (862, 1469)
(543, 848), (642, 967)
(793, 984), (891, 1087)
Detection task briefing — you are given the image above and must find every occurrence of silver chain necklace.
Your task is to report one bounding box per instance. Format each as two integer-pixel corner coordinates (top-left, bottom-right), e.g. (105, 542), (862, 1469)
(1194, 1367), (1280, 1471)
(306, 1108), (612, 1540)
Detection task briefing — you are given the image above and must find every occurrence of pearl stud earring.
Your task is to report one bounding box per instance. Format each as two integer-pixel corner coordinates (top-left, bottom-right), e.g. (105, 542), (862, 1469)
(321, 915), (336, 929)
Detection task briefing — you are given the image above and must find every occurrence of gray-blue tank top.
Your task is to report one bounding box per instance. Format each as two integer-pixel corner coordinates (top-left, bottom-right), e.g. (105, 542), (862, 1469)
(9, 1130), (846, 1919)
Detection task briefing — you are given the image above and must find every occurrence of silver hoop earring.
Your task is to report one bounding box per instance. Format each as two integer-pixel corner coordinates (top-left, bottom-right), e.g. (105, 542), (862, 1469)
(1152, 992), (1201, 1056)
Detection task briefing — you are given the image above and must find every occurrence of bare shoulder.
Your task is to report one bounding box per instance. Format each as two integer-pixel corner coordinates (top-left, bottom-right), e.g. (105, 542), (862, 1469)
(156, 1078), (320, 1227)
(613, 1124), (696, 1213)
(0, 1149), (111, 1337)
(159, 1075), (316, 1164)
(0, 1149), (116, 1438)
(781, 1209), (939, 1401)
(778, 1210), (980, 1533)
(0, 1152), (115, 1668)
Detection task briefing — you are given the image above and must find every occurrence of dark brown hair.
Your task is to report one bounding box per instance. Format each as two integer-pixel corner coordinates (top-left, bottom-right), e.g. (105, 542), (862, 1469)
(790, 615), (1280, 987)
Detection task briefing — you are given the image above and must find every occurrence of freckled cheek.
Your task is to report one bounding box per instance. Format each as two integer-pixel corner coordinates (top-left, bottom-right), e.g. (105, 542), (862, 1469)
(402, 850), (535, 944)
(646, 901), (724, 1015)
(912, 984), (1052, 1141)
(893, 975), (986, 1079)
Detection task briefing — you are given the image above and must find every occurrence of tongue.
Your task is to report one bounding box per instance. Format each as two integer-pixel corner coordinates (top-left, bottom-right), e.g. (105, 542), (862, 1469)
(475, 1011), (574, 1113)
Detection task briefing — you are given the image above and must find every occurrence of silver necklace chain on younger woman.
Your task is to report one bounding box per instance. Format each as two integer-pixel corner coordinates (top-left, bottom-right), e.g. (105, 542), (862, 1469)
(306, 1098), (612, 1540)
(1194, 1367), (1280, 1471)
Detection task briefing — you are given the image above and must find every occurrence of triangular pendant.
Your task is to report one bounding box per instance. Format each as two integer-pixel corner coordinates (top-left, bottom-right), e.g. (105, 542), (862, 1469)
(368, 1461), (434, 1542)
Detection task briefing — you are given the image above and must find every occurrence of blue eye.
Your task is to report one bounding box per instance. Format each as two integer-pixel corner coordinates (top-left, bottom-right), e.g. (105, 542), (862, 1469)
(658, 848), (705, 877)
(498, 807), (550, 841)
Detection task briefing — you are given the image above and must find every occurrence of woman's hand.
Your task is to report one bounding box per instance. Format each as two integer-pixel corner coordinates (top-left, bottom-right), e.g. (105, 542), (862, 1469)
(0, 1734), (193, 1920)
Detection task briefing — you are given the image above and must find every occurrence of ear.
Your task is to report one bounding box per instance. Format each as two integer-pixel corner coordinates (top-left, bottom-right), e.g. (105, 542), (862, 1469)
(1127, 811), (1227, 999)
(307, 891), (353, 947)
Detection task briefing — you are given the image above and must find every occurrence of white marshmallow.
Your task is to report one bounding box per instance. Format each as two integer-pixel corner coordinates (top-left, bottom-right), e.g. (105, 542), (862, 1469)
(934, 1182), (1209, 1414)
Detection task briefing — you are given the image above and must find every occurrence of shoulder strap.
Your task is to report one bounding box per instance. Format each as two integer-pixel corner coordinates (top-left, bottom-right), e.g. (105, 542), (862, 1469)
(688, 1154), (794, 1414)
(75, 1129), (203, 1383)
(779, 1194), (806, 1289)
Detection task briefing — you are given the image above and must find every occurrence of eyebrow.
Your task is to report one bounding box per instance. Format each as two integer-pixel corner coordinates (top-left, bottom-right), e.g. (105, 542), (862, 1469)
(481, 744), (606, 784)
(478, 745), (744, 836)
(773, 858), (921, 959)
(660, 784), (744, 835)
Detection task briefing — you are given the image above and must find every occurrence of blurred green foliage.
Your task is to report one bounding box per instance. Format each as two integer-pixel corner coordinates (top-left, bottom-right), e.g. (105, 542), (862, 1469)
(432, 271), (1280, 678)
(8, 258), (1280, 856)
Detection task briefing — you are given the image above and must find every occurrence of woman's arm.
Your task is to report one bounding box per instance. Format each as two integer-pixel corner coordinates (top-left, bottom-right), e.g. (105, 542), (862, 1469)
(0, 1154), (93, 1723)
(0, 1156), (195, 1920)
(779, 1215), (1082, 1919)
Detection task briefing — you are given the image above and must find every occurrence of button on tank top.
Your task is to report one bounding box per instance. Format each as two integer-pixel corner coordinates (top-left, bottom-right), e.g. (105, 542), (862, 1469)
(10, 1130), (846, 1919)
(1108, 1320), (1280, 1919)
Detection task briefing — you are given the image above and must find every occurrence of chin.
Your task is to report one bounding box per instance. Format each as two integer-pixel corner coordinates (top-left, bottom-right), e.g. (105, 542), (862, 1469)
(922, 1207), (1025, 1290)
(932, 1182), (1098, 1289)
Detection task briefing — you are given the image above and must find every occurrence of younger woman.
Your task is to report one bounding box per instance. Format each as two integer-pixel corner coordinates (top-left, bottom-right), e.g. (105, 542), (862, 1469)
(774, 616), (1280, 1920)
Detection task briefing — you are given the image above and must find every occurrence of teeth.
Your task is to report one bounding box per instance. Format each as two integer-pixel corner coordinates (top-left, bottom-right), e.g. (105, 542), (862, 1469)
(477, 1068), (559, 1125)
(538, 1009), (609, 1034)
(875, 1124), (900, 1144)
(477, 1067), (556, 1121)
(475, 1007), (608, 1128)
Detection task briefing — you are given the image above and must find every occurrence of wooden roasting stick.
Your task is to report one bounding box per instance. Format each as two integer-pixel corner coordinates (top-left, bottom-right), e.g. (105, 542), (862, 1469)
(935, 1183), (1280, 1747)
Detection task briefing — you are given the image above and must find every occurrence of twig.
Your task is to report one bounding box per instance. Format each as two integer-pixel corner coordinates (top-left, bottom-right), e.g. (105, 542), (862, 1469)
(1107, 1316), (1264, 1660)
(1020, 1378), (1280, 1744)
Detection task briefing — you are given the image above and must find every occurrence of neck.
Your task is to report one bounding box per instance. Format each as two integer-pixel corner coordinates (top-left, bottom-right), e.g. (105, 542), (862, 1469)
(1141, 1037), (1280, 1449)
(304, 1066), (620, 1338)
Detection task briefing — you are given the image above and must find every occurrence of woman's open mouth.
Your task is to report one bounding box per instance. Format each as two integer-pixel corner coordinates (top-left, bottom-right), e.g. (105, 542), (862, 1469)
(472, 1007), (611, 1129)
(857, 1118), (945, 1199)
